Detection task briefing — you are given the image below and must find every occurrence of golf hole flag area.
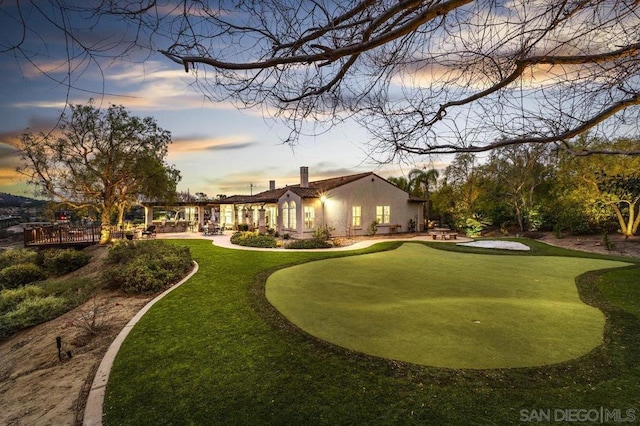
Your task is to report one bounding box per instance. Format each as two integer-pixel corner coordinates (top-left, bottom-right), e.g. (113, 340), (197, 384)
(266, 243), (631, 369)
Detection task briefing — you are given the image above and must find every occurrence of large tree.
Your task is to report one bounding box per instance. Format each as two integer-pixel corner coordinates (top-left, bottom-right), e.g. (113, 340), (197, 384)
(3, 1), (639, 158)
(18, 102), (181, 243)
(595, 171), (640, 237)
(564, 137), (640, 237)
(479, 145), (552, 232)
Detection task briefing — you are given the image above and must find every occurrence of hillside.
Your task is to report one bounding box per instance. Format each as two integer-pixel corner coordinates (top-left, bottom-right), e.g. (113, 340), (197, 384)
(0, 192), (45, 207)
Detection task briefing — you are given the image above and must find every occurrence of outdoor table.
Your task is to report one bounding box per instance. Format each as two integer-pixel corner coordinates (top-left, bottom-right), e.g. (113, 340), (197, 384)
(431, 227), (455, 240)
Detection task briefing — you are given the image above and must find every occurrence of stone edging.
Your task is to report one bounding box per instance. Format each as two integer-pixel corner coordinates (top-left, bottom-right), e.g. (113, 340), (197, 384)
(82, 261), (200, 426)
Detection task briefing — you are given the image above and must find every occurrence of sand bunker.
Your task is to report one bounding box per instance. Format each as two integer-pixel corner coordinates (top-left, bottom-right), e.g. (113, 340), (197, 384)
(457, 240), (531, 251)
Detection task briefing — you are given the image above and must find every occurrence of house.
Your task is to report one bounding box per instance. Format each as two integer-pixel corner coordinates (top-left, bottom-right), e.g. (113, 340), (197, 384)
(218, 167), (424, 239)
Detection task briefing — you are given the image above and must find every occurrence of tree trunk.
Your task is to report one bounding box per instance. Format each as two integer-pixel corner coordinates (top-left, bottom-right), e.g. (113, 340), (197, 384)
(100, 210), (112, 244)
(117, 204), (125, 227)
(632, 202), (640, 236)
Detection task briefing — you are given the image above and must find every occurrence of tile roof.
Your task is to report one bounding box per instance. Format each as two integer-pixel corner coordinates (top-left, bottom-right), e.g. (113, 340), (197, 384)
(221, 171), (424, 203)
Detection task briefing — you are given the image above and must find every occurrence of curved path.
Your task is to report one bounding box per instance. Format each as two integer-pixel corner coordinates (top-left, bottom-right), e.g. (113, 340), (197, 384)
(213, 232), (471, 251)
(83, 232), (467, 425)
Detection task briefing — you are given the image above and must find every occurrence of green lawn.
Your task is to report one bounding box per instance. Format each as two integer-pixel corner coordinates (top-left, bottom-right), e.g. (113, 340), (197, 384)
(266, 243), (631, 368)
(104, 239), (640, 425)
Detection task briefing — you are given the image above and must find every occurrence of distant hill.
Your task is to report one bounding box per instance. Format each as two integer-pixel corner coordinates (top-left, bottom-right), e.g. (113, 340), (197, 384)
(0, 193), (46, 207)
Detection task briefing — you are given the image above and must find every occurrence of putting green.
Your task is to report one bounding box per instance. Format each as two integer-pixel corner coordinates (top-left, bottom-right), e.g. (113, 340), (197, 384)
(266, 243), (631, 369)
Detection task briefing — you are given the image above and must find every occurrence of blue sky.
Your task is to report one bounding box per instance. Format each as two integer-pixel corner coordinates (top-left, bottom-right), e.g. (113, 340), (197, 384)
(0, 4), (448, 199)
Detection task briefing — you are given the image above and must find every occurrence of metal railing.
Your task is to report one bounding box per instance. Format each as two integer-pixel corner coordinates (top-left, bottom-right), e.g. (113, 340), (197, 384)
(24, 225), (102, 247)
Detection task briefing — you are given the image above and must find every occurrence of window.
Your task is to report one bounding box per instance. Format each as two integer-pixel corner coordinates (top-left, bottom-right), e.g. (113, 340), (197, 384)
(282, 202), (289, 229)
(289, 201), (297, 229)
(352, 206), (361, 227)
(376, 205), (390, 224)
(304, 206), (315, 229)
(282, 201), (297, 229)
(223, 206), (233, 225)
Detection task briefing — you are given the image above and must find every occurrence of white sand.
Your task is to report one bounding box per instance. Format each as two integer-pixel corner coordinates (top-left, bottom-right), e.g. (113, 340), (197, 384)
(457, 240), (530, 251)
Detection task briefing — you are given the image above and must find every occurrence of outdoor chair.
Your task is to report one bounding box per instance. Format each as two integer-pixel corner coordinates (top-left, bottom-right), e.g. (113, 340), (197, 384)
(141, 225), (157, 238)
(203, 223), (215, 236)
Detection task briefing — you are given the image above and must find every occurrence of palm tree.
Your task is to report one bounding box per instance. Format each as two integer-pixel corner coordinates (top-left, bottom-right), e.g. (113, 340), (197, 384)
(387, 176), (411, 192)
(408, 167), (440, 231)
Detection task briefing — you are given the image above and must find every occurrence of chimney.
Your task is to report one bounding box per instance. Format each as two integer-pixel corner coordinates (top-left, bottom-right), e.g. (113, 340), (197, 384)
(300, 166), (309, 188)
(269, 180), (276, 190)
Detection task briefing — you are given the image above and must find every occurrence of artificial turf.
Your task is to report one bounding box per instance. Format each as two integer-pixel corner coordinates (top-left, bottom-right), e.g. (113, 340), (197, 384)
(266, 243), (631, 368)
(104, 239), (640, 425)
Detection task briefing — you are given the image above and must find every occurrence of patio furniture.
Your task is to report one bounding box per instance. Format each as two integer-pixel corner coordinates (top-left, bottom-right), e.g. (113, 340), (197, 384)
(203, 223), (216, 236)
(431, 227), (456, 240)
(141, 225), (157, 238)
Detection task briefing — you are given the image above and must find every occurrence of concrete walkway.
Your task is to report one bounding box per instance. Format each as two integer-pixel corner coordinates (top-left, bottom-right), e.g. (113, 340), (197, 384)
(156, 231), (472, 252)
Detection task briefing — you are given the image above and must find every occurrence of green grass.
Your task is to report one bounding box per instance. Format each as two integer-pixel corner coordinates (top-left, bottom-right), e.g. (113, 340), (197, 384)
(104, 239), (640, 425)
(594, 267), (640, 319)
(266, 243), (630, 369)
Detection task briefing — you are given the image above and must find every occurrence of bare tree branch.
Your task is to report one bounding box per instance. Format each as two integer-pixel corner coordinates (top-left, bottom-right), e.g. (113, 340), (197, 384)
(3, 0), (639, 157)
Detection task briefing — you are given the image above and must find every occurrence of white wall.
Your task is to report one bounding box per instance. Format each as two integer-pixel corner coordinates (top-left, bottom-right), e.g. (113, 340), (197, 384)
(276, 175), (422, 239)
(323, 175), (422, 237)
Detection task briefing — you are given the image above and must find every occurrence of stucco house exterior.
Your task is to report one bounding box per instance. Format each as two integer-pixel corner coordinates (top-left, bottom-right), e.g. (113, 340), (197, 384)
(219, 167), (424, 239)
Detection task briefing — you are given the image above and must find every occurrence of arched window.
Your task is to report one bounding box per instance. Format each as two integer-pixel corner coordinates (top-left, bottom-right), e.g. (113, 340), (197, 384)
(282, 202), (289, 229)
(289, 201), (297, 229)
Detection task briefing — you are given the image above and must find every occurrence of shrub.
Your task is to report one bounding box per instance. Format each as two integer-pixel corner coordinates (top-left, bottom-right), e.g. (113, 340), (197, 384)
(312, 226), (333, 242)
(230, 231), (278, 248)
(107, 255), (191, 293)
(237, 224), (250, 232)
(41, 248), (91, 276)
(0, 248), (38, 270)
(0, 295), (69, 339)
(103, 240), (193, 293)
(285, 239), (332, 249)
(0, 278), (96, 339)
(602, 232), (616, 251)
(107, 239), (188, 264)
(0, 285), (47, 314)
(522, 231), (544, 239)
(368, 220), (379, 236)
(461, 216), (491, 237)
(0, 263), (47, 289)
(105, 239), (138, 264)
(41, 277), (97, 304)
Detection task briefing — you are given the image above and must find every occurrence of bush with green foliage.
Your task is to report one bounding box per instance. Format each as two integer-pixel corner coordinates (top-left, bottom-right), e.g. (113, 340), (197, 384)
(460, 216), (491, 237)
(0, 248), (38, 270)
(368, 220), (379, 236)
(285, 239), (332, 249)
(230, 231), (278, 248)
(103, 240), (193, 293)
(41, 248), (91, 276)
(108, 255), (191, 293)
(0, 263), (47, 289)
(0, 285), (47, 313)
(312, 226), (333, 242)
(0, 295), (69, 338)
(0, 277), (95, 339)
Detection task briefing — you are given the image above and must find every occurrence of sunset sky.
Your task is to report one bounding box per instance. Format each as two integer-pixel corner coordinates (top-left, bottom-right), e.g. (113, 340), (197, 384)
(0, 4), (447, 199)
